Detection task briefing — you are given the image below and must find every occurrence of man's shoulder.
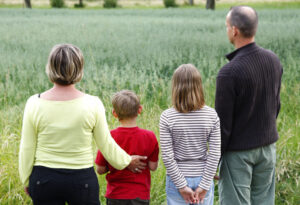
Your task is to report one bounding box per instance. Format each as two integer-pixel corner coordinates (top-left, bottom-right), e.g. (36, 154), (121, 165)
(218, 63), (234, 78)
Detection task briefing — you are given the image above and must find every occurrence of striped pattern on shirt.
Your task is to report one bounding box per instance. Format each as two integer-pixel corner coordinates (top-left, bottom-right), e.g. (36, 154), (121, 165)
(159, 106), (221, 190)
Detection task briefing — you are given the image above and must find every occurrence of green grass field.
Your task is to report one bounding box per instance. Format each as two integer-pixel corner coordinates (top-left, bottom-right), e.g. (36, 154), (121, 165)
(0, 8), (299, 205)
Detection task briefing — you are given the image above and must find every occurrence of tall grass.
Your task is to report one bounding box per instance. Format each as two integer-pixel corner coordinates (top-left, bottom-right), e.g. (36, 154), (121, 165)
(0, 8), (299, 204)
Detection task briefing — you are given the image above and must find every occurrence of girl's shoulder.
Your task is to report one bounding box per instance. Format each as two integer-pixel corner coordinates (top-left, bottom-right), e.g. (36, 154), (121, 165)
(161, 107), (177, 116)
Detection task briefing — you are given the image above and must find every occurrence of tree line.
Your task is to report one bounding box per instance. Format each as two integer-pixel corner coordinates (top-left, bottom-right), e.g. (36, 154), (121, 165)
(24, 0), (215, 9)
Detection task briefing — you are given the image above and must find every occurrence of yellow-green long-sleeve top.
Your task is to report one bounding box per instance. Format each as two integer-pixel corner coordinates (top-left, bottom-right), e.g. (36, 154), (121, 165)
(19, 94), (131, 186)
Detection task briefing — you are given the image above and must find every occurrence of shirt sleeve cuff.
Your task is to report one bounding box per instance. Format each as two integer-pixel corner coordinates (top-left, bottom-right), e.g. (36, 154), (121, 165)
(198, 178), (212, 191)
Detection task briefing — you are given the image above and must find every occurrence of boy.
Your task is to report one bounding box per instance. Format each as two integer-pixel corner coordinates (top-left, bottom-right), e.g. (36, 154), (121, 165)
(95, 90), (159, 205)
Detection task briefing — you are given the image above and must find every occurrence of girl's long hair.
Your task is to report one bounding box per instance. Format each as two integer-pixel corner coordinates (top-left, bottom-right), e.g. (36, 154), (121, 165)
(172, 64), (205, 113)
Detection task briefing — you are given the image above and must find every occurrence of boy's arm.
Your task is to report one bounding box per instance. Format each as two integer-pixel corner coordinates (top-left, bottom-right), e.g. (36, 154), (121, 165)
(148, 132), (159, 171)
(95, 150), (109, 175)
(148, 161), (158, 171)
(96, 165), (109, 175)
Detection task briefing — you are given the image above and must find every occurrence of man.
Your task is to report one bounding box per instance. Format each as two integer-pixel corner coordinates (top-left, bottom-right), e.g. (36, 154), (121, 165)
(215, 6), (283, 205)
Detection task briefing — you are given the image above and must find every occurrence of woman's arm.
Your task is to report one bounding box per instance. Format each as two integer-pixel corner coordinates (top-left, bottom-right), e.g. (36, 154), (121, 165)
(19, 97), (37, 187)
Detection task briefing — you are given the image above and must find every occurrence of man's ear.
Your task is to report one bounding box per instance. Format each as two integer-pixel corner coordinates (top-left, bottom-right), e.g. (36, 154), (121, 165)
(138, 105), (143, 114)
(112, 109), (118, 118)
(232, 26), (239, 37)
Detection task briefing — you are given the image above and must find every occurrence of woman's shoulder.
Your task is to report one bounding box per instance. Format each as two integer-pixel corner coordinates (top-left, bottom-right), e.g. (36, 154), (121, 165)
(83, 94), (106, 110)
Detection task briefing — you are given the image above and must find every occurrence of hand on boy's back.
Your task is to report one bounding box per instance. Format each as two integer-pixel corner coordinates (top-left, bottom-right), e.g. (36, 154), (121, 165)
(127, 155), (147, 173)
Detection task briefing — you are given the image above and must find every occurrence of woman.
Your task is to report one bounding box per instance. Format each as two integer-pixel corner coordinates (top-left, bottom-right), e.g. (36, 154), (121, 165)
(159, 64), (221, 205)
(19, 44), (146, 205)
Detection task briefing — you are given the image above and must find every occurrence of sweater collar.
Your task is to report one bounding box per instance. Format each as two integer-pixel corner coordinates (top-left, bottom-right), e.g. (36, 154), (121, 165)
(226, 42), (258, 61)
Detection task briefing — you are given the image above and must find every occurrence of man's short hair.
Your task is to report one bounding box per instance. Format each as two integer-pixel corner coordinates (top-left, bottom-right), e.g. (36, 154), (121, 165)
(229, 6), (258, 38)
(112, 90), (140, 120)
(46, 44), (84, 85)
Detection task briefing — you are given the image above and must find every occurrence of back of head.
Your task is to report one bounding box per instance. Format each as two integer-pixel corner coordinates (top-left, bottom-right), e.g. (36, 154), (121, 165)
(172, 64), (205, 113)
(46, 44), (84, 85)
(112, 90), (140, 121)
(228, 6), (258, 38)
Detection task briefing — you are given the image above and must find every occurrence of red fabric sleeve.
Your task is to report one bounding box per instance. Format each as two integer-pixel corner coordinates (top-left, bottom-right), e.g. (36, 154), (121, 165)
(148, 134), (159, 162)
(95, 150), (108, 166)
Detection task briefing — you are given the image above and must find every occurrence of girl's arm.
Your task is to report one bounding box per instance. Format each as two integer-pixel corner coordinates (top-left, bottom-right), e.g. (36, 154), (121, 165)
(159, 112), (187, 189)
(198, 116), (221, 191)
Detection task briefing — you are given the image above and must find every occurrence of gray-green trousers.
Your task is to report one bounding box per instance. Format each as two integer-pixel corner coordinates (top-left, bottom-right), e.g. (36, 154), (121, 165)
(219, 143), (276, 205)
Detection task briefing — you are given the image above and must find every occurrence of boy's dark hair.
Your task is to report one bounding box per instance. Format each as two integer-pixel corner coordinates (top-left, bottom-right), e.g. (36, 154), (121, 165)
(112, 90), (140, 121)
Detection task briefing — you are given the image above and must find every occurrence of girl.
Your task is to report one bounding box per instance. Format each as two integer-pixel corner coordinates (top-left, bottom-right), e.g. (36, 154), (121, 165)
(160, 64), (221, 205)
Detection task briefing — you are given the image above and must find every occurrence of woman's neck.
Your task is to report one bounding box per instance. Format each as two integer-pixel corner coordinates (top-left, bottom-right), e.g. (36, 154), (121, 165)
(40, 83), (85, 101)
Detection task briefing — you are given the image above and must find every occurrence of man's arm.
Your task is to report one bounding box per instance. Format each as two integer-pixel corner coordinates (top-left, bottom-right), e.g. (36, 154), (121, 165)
(215, 68), (236, 156)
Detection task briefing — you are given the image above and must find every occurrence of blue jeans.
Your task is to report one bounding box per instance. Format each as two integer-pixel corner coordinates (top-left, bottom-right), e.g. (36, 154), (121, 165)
(166, 176), (214, 205)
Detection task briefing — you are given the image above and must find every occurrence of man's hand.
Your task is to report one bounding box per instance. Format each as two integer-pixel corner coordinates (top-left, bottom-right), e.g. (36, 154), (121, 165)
(127, 155), (147, 173)
(194, 187), (207, 204)
(178, 186), (196, 204)
(214, 175), (220, 180)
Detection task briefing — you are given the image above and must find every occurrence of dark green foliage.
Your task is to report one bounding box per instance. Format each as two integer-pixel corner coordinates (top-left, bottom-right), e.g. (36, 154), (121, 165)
(163, 0), (177, 8)
(50, 0), (64, 8)
(103, 0), (117, 8)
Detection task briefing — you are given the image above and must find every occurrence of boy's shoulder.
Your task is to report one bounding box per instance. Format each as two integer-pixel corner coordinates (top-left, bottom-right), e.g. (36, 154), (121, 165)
(136, 127), (156, 137)
(110, 127), (156, 138)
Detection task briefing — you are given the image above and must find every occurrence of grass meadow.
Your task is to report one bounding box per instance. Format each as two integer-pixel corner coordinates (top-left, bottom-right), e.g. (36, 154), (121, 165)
(0, 8), (299, 205)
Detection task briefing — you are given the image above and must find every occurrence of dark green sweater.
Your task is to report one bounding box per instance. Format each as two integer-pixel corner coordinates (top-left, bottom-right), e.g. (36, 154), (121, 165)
(215, 43), (283, 155)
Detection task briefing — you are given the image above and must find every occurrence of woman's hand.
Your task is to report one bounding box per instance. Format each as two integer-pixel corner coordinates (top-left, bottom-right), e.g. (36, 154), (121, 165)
(178, 186), (196, 204)
(127, 155), (147, 173)
(194, 187), (207, 204)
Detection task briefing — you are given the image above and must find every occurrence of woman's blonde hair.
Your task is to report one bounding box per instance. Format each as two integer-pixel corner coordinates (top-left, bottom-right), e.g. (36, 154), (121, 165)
(46, 44), (84, 85)
(172, 64), (205, 113)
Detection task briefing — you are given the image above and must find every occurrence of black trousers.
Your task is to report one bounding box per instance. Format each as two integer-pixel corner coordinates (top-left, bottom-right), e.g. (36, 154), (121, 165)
(106, 198), (149, 205)
(29, 166), (100, 205)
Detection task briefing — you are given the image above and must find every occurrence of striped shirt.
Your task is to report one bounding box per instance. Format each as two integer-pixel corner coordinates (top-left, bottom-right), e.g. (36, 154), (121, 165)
(159, 106), (221, 190)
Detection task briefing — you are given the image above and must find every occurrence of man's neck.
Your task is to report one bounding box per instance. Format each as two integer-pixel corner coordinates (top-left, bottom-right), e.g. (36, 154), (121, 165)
(234, 37), (255, 49)
(119, 117), (137, 128)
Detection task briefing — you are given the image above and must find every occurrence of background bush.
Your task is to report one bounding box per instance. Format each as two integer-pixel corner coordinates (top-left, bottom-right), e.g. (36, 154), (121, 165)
(103, 0), (117, 8)
(50, 0), (65, 8)
(163, 0), (177, 8)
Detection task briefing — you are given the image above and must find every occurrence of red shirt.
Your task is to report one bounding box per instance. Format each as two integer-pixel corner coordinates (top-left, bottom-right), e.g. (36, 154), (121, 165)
(95, 127), (159, 200)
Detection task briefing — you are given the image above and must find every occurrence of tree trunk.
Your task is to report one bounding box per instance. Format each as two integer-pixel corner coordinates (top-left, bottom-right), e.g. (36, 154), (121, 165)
(206, 0), (215, 10)
(189, 0), (194, 6)
(79, 0), (83, 6)
(24, 0), (32, 8)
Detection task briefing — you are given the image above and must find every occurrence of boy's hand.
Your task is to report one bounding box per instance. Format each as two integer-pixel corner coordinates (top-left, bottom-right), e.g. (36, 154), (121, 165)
(128, 155), (147, 173)
(194, 187), (207, 204)
(178, 186), (196, 204)
(24, 186), (29, 196)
